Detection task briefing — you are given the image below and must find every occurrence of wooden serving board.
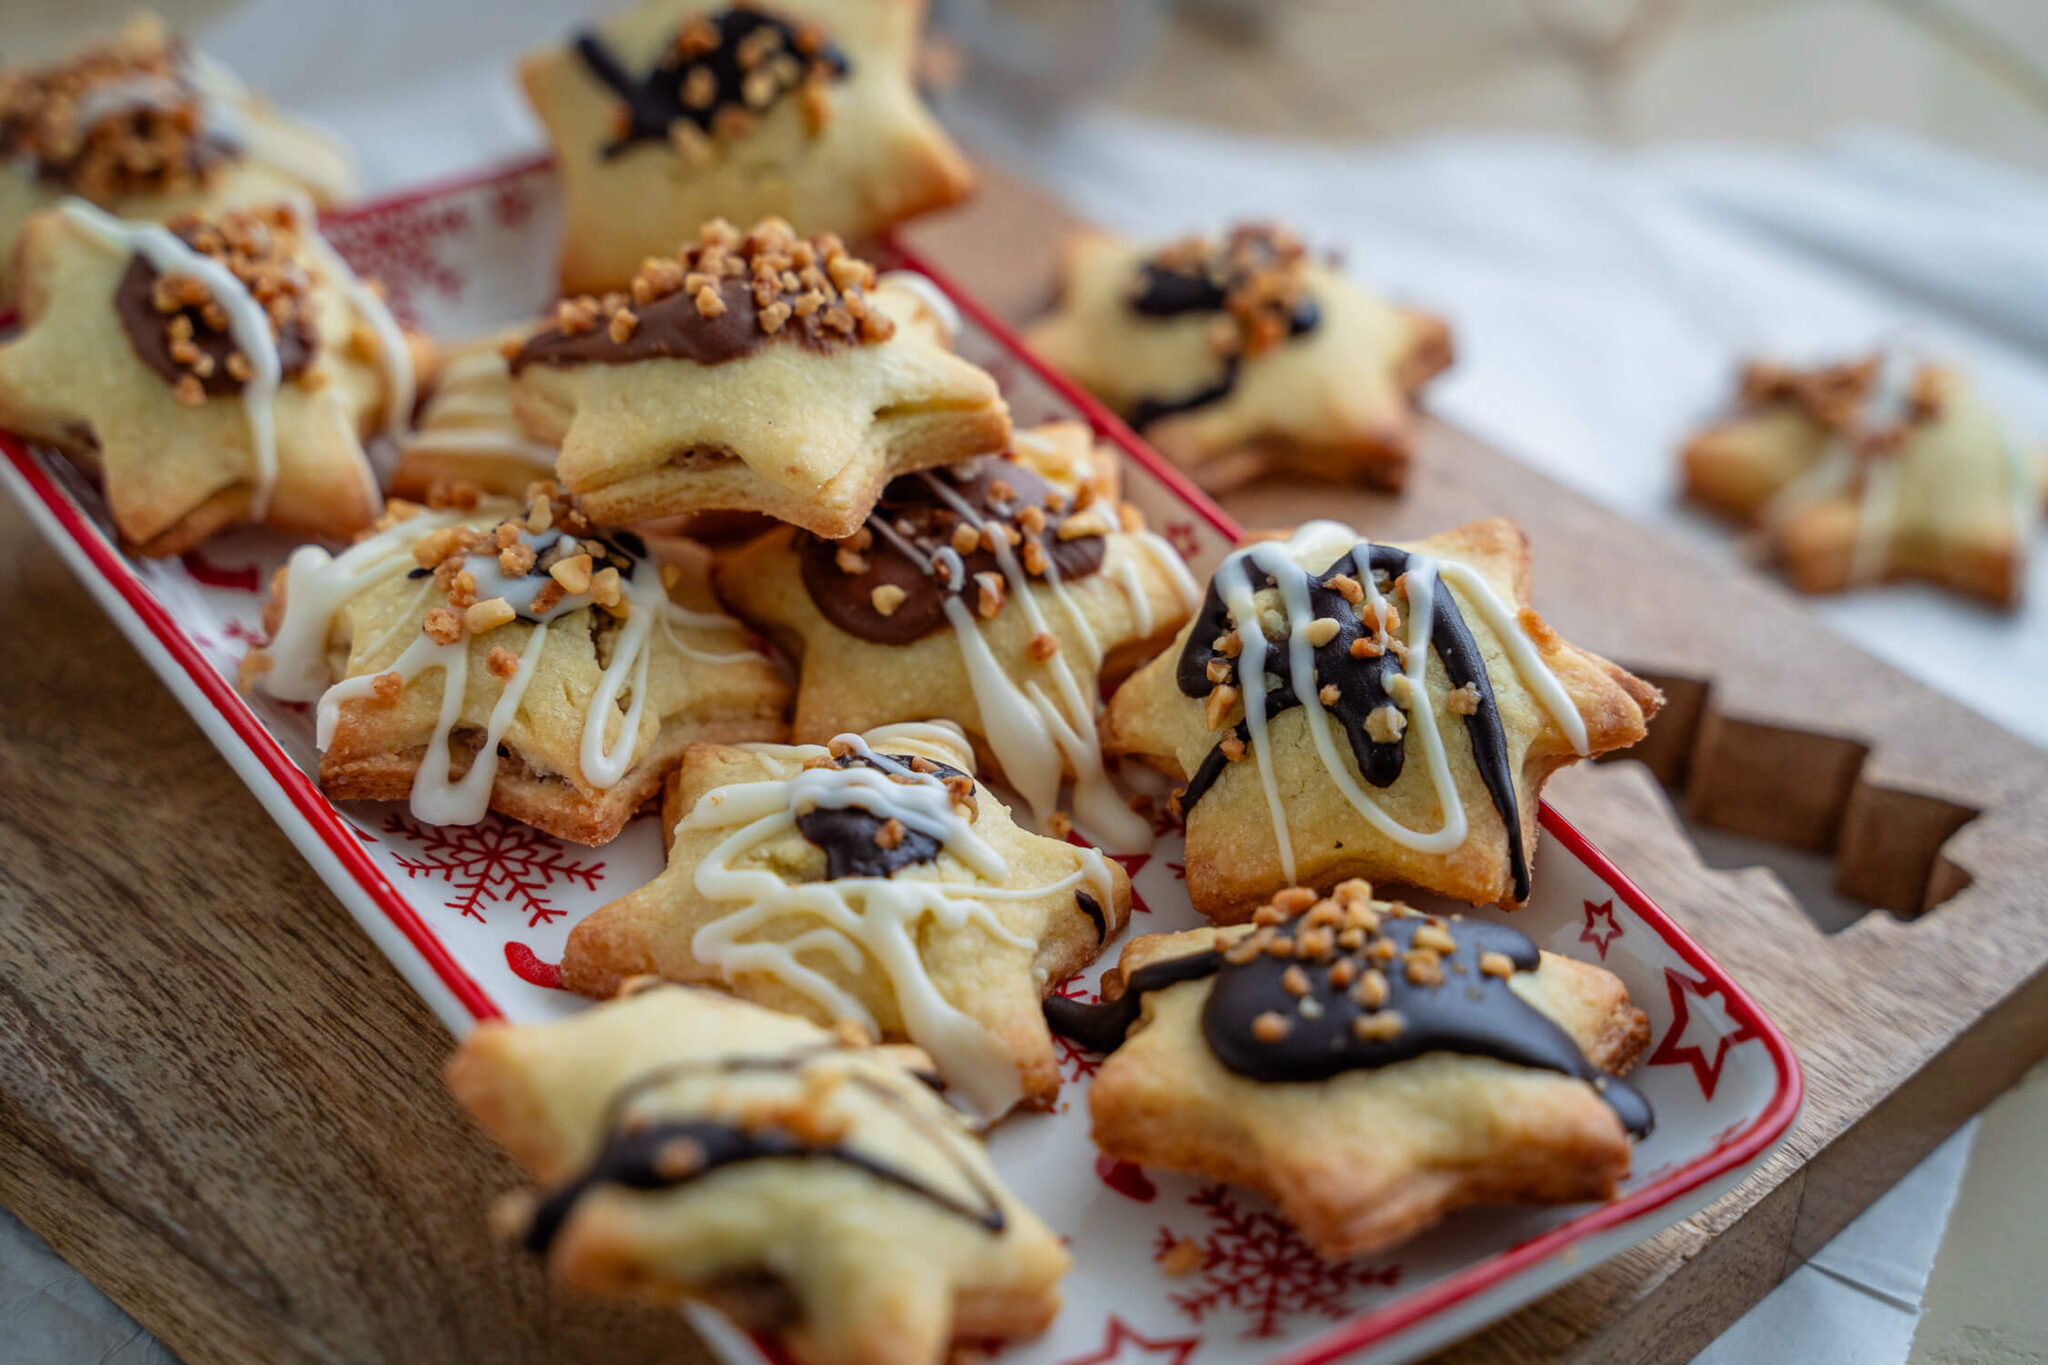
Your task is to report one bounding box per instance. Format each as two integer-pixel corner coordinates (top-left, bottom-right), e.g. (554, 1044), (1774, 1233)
(5, 163), (2047, 1365)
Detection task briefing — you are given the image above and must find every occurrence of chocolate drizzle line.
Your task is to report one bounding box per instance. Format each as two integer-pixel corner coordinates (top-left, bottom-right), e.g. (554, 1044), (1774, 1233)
(1174, 543), (1532, 903)
(573, 7), (848, 159)
(798, 454), (1109, 646)
(793, 752), (970, 880)
(1076, 891), (1107, 944)
(1124, 224), (1321, 430)
(525, 1048), (1006, 1255)
(1043, 909), (1651, 1137)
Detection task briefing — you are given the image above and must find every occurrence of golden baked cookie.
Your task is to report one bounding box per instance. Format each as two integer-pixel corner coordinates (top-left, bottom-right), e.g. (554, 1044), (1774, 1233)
(0, 13), (357, 303)
(714, 421), (1200, 850)
(561, 723), (1130, 1116)
(1102, 518), (1660, 915)
(448, 984), (1069, 1365)
(1025, 223), (1452, 494)
(1683, 352), (2044, 607)
(1049, 882), (1652, 1258)
(519, 0), (975, 295)
(248, 488), (788, 846)
(0, 198), (410, 556)
(390, 328), (562, 502)
(508, 217), (1009, 538)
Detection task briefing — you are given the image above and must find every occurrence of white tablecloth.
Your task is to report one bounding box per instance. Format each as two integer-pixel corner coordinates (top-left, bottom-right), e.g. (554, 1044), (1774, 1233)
(10, 1), (2041, 1359)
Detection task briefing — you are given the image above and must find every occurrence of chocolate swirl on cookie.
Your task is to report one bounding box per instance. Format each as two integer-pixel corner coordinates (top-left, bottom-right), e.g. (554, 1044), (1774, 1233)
(794, 750), (973, 879)
(798, 455), (1110, 645)
(1125, 223), (1321, 430)
(1174, 540), (1531, 903)
(573, 5), (849, 160)
(511, 217), (894, 373)
(525, 1047), (1006, 1255)
(114, 210), (315, 402)
(1045, 886), (1652, 1137)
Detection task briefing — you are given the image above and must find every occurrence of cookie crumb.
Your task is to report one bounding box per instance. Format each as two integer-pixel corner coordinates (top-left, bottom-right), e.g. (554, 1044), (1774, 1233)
(1046, 811), (1072, 839)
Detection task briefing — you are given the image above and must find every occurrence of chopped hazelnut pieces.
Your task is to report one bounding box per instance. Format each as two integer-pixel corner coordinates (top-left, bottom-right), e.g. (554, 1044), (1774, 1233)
(423, 607), (463, 645)
(1412, 922), (1458, 955)
(1046, 811), (1073, 839)
(1319, 683), (1341, 706)
(549, 553), (594, 596)
(1027, 631), (1060, 662)
(1403, 949), (1445, 987)
(1365, 704), (1407, 744)
(869, 583), (907, 617)
(1302, 616), (1340, 648)
(874, 817), (906, 851)
(1479, 951), (1517, 979)
(465, 597), (517, 634)
(1219, 734), (1246, 762)
(1353, 1010), (1406, 1043)
(1204, 683), (1240, 731)
(1447, 681), (1482, 716)
(487, 645), (521, 680)
(1280, 965), (1311, 997)
(371, 670), (404, 702)
(1350, 635), (1382, 659)
(834, 546), (867, 575)
(591, 566), (624, 609)
(1159, 1237), (1204, 1277)
(1251, 1011), (1292, 1044)
(1351, 969), (1389, 1010)
(974, 571), (1005, 618)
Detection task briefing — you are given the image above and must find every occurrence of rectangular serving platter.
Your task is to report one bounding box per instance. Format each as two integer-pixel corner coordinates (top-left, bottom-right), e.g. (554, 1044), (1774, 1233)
(0, 156), (1800, 1365)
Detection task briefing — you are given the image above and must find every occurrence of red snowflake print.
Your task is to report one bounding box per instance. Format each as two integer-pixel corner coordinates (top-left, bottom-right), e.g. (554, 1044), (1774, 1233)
(505, 941), (565, 990)
(1165, 860), (1185, 882)
(382, 812), (603, 926)
(1095, 1153), (1157, 1202)
(220, 618), (268, 649)
(1158, 1185), (1400, 1338)
(1149, 803), (1183, 839)
(1057, 1315), (1200, 1364)
(179, 548), (260, 591)
(1051, 973), (1104, 1084)
(323, 202), (472, 327)
(1646, 968), (1760, 1101)
(1580, 899), (1623, 959)
(1163, 521), (1201, 561)
(488, 175), (542, 230)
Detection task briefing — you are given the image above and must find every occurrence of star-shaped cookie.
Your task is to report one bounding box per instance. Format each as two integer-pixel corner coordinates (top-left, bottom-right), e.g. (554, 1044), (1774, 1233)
(390, 328), (562, 502)
(520, 0), (976, 295)
(448, 983), (1070, 1365)
(561, 723), (1131, 1116)
(1102, 517), (1661, 915)
(0, 13), (358, 303)
(248, 487), (789, 845)
(714, 420), (1201, 850)
(508, 217), (1009, 538)
(1025, 222), (1453, 494)
(1683, 352), (2044, 606)
(0, 198), (410, 556)
(1047, 882), (1651, 1258)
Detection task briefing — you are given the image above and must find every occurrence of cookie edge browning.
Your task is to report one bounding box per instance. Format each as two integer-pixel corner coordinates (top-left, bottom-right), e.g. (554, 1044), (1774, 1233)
(1087, 928), (1651, 1259)
(1101, 516), (1664, 916)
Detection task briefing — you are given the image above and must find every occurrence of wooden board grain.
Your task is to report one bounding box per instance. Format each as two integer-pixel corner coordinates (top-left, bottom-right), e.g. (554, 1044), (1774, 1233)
(3, 161), (2046, 1365)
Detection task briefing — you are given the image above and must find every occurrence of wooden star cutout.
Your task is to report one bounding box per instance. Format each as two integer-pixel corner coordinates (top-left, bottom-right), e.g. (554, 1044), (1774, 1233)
(1101, 517), (1661, 914)
(1683, 353), (2046, 606)
(0, 200), (407, 556)
(714, 421), (1202, 849)
(561, 723), (1131, 1116)
(508, 220), (1010, 539)
(1025, 223), (1452, 494)
(1050, 883), (1652, 1258)
(447, 983), (1070, 1365)
(520, 0), (976, 295)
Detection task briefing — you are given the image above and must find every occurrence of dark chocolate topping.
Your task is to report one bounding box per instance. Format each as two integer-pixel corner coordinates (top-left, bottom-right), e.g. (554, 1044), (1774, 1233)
(1173, 542), (1532, 903)
(572, 7), (849, 159)
(798, 456), (1109, 646)
(1044, 909), (1651, 1137)
(1076, 890), (1107, 944)
(510, 276), (772, 372)
(1123, 224), (1321, 430)
(525, 1049), (1005, 1255)
(793, 751), (970, 879)
(114, 251), (313, 395)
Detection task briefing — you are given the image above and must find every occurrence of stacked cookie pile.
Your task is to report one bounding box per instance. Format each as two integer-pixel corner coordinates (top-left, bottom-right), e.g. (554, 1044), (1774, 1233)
(0, 6), (1687, 1365)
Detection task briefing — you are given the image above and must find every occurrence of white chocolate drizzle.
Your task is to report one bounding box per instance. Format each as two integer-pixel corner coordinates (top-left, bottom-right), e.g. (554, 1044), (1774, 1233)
(874, 270), (961, 342)
(62, 197), (285, 518)
(681, 727), (1118, 1118)
(258, 507), (756, 826)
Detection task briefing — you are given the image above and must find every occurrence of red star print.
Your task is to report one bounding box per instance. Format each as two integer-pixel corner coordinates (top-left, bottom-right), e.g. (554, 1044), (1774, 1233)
(1580, 899), (1623, 959)
(1164, 521), (1201, 561)
(1058, 1316), (1200, 1365)
(1646, 968), (1760, 1101)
